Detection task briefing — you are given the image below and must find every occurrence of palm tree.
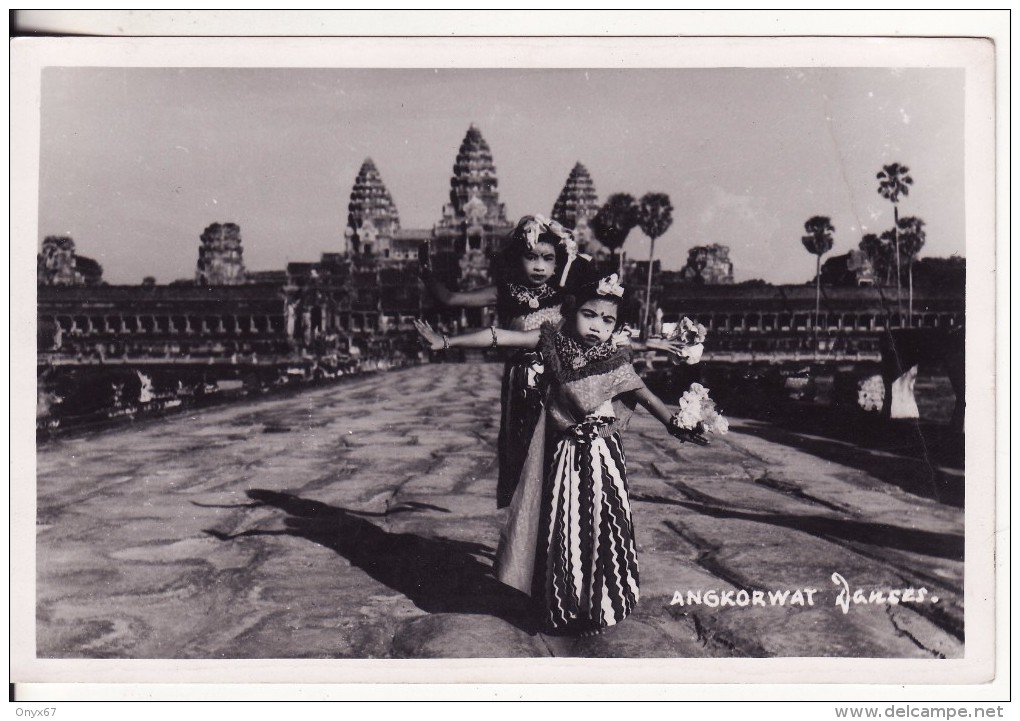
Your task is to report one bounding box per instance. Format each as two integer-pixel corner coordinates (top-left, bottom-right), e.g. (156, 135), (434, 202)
(897, 216), (927, 325)
(637, 193), (674, 336)
(591, 193), (638, 279)
(876, 162), (914, 322)
(801, 215), (835, 335)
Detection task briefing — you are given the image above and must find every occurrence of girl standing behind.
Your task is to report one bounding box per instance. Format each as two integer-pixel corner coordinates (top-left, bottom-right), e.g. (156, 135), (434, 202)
(420, 215), (593, 509)
(414, 274), (703, 635)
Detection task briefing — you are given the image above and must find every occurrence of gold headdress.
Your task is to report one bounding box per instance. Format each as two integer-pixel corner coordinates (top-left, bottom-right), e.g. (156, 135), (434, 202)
(519, 214), (585, 287)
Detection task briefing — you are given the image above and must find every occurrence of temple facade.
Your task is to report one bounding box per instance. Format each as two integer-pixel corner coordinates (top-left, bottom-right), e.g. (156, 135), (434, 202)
(335, 125), (519, 291)
(37, 120), (966, 372)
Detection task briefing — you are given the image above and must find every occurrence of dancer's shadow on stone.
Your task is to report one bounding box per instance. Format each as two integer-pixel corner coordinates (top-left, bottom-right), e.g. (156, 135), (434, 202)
(205, 489), (534, 632)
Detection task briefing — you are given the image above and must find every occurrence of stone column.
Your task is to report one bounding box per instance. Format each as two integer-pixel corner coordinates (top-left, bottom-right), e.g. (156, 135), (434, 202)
(303, 309), (313, 345)
(285, 303), (296, 339)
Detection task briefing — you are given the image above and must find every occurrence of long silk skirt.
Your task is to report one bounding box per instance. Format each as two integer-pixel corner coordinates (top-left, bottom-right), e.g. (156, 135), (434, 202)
(537, 431), (640, 632)
(496, 352), (545, 509)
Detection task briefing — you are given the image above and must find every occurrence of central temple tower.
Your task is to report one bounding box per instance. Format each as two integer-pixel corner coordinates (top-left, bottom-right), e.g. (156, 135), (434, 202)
(432, 124), (514, 289)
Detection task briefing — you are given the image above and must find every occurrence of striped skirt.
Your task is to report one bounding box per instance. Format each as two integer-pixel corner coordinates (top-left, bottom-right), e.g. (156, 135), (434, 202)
(538, 423), (640, 632)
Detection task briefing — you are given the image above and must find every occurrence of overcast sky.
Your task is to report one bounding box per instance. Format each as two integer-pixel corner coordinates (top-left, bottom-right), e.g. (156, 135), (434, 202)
(38, 67), (965, 285)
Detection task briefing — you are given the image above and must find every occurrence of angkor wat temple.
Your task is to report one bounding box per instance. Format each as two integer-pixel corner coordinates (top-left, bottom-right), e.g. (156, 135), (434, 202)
(37, 124), (965, 430)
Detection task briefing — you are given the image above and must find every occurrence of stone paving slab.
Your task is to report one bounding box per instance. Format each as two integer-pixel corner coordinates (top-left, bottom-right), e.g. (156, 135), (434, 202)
(36, 364), (964, 659)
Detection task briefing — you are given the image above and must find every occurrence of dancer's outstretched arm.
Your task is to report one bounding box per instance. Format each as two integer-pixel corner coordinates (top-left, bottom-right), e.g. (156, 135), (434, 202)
(419, 244), (498, 307)
(421, 276), (498, 308)
(611, 325), (702, 364)
(625, 384), (710, 446)
(414, 320), (540, 351)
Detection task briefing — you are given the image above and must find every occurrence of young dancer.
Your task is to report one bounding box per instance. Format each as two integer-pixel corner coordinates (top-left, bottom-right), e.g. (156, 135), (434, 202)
(414, 273), (702, 635)
(421, 215), (686, 510)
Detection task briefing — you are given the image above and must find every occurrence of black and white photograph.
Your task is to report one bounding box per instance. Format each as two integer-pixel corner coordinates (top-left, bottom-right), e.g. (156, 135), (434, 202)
(10, 17), (1001, 698)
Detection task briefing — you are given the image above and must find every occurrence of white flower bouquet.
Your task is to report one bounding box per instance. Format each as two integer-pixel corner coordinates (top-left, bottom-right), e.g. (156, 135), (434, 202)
(857, 374), (885, 413)
(669, 383), (729, 444)
(658, 317), (707, 365)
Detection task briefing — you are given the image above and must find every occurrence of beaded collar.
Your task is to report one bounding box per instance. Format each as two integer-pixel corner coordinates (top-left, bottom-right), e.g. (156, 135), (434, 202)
(506, 281), (558, 310)
(552, 327), (619, 371)
(540, 323), (631, 383)
(550, 326), (628, 381)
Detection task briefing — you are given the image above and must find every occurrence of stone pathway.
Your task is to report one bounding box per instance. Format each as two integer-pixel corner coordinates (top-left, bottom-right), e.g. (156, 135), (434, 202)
(36, 363), (964, 659)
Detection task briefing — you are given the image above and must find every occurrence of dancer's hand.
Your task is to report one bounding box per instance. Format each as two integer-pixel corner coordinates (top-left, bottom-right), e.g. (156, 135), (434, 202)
(611, 324), (635, 348)
(646, 337), (704, 365)
(667, 423), (710, 446)
(413, 319), (446, 351)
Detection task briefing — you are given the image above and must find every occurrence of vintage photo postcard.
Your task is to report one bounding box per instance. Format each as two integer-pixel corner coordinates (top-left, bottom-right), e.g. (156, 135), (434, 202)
(9, 28), (1001, 697)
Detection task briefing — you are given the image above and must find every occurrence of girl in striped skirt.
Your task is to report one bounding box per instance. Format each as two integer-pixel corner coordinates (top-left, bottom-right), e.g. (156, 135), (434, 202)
(420, 216), (686, 512)
(415, 273), (701, 635)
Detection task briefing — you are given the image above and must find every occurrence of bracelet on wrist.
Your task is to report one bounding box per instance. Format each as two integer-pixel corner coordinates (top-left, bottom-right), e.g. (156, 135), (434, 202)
(489, 326), (498, 348)
(442, 334), (450, 351)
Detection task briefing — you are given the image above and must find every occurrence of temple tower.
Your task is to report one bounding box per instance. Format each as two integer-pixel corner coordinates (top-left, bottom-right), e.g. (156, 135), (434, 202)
(37, 235), (103, 286)
(196, 222), (246, 286)
(344, 158), (401, 258)
(432, 124), (514, 288)
(679, 244), (735, 285)
(551, 162), (604, 257)
(37, 236), (78, 286)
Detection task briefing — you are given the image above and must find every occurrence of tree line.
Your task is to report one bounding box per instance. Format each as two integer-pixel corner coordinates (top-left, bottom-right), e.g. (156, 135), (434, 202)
(587, 191), (674, 336)
(802, 162), (934, 329)
(581, 162), (952, 338)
